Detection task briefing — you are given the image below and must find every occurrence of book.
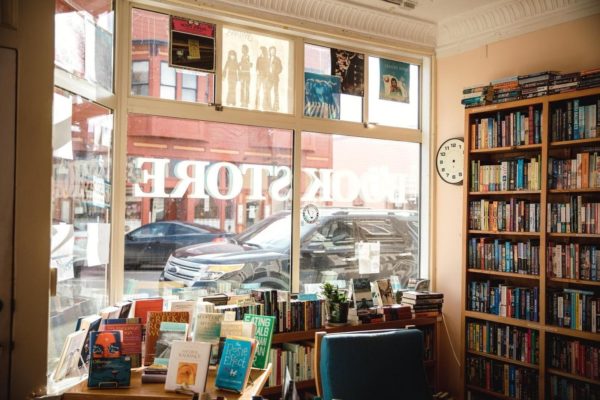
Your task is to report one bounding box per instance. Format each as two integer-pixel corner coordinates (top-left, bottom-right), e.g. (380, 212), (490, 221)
(402, 291), (444, 300)
(87, 331), (131, 388)
(99, 306), (120, 319)
(76, 314), (102, 367)
(154, 321), (189, 367)
(145, 311), (190, 366)
(376, 278), (395, 306)
(351, 278), (373, 313)
(134, 298), (164, 326)
(165, 340), (212, 393)
(243, 314), (275, 369)
(52, 329), (87, 381)
(116, 300), (133, 319)
(169, 300), (197, 332)
(101, 317), (143, 368)
(220, 320), (256, 339)
(215, 336), (257, 393)
(193, 312), (224, 364)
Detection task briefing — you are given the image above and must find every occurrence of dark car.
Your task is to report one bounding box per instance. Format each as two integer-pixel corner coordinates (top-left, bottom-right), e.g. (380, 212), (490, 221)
(124, 221), (232, 269)
(159, 208), (418, 291)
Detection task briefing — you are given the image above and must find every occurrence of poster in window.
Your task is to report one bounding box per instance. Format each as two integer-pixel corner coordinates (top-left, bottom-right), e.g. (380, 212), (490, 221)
(330, 48), (364, 96)
(304, 72), (341, 120)
(169, 16), (215, 73)
(379, 58), (410, 103)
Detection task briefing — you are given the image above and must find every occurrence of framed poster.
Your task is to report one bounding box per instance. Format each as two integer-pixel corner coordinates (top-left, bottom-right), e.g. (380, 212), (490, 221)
(169, 16), (215, 73)
(304, 72), (341, 120)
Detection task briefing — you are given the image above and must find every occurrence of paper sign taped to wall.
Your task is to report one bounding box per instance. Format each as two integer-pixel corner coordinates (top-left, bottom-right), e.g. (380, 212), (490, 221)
(86, 223), (110, 266)
(356, 241), (380, 274)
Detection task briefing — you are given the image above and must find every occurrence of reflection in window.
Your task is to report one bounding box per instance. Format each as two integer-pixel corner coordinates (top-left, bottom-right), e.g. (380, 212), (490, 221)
(181, 73), (198, 102)
(131, 60), (149, 96)
(160, 62), (176, 100)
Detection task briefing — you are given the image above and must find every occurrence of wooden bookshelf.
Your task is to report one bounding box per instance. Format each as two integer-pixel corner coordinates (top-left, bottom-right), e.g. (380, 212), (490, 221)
(546, 369), (600, 386)
(462, 87), (600, 400)
(466, 350), (539, 369)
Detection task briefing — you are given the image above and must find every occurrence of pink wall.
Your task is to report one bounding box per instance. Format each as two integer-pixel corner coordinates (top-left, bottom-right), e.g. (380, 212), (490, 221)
(434, 13), (600, 398)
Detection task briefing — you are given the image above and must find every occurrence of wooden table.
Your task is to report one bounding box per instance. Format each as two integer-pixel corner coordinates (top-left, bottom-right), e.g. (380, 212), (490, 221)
(63, 364), (272, 400)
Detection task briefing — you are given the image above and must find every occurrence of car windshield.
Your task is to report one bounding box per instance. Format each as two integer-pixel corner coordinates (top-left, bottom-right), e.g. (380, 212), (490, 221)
(235, 212), (316, 249)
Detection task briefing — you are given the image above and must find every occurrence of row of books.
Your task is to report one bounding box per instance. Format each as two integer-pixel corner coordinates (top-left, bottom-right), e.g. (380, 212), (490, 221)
(519, 71), (555, 99)
(470, 157), (541, 192)
(466, 320), (539, 365)
(550, 99), (599, 141)
(548, 153), (600, 189)
(461, 84), (493, 108)
(548, 335), (599, 381)
(468, 199), (540, 232)
(547, 197), (600, 234)
(546, 243), (599, 281)
(467, 238), (540, 275)
(548, 288), (599, 333)
(466, 356), (538, 400)
(490, 76), (520, 104)
(579, 68), (600, 91)
(400, 291), (443, 315)
(267, 342), (314, 387)
(468, 281), (539, 322)
(469, 107), (542, 149)
(548, 375), (600, 400)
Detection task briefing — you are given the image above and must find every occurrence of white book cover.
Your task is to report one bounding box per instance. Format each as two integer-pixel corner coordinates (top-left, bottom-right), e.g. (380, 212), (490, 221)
(170, 300), (197, 334)
(52, 329), (87, 381)
(220, 320), (256, 339)
(165, 340), (211, 393)
(193, 312), (223, 343)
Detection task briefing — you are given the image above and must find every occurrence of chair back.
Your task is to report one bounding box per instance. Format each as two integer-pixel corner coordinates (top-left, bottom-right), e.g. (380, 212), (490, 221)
(314, 328), (431, 400)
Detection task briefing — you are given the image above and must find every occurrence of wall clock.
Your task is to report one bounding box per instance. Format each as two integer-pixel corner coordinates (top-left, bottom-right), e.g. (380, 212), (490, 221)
(436, 137), (464, 185)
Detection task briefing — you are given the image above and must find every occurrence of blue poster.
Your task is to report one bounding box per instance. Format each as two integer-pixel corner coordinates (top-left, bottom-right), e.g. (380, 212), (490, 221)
(304, 72), (341, 120)
(379, 58), (410, 103)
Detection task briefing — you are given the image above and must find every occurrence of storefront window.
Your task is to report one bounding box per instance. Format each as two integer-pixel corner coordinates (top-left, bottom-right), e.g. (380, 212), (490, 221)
(124, 115), (294, 296)
(131, 60), (149, 96)
(221, 27), (294, 113)
(299, 133), (420, 293)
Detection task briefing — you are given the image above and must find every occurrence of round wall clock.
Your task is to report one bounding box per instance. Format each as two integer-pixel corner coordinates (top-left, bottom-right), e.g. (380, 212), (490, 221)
(436, 137), (464, 185)
(302, 204), (320, 224)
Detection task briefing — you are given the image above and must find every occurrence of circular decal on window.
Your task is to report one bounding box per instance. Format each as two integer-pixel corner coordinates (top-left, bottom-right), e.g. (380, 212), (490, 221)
(302, 204), (319, 224)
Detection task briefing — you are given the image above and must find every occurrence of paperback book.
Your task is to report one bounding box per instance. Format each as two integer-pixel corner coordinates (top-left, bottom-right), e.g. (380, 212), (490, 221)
(88, 330), (131, 388)
(164, 340), (212, 393)
(215, 336), (257, 393)
(154, 321), (189, 367)
(243, 314), (275, 369)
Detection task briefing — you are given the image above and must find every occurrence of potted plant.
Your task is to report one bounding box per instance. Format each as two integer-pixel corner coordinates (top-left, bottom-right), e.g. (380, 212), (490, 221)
(321, 282), (350, 324)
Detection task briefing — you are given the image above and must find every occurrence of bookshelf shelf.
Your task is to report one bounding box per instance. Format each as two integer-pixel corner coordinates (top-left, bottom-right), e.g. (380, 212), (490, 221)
(547, 232), (600, 239)
(468, 230), (540, 237)
(547, 277), (600, 287)
(464, 311), (541, 330)
(467, 269), (539, 280)
(549, 137), (600, 148)
(469, 190), (541, 196)
(469, 144), (541, 154)
(466, 350), (539, 370)
(465, 384), (514, 399)
(548, 187), (600, 194)
(544, 325), (600, 341)
(262, 379), (316, 395)
(546, 369), (600, 386)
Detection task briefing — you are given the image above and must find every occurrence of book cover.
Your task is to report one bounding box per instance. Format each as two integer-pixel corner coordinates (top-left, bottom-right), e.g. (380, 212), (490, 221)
(154, 321), (189, 367)
(52, 329), (87, 381)
(193, 312), (223, 364)
(87, 330), (131, 388)
(376, 279), (395, 306)
(215, 337), (257, 393)
(77, 314), (102, 367)
(169, 300), (197, 329)
(165, 340), (212, 393)
(352, 278), (373, 312)
(116, 301), (133, 319)
(102, 318), (143, 368)
(134, 298), (164, 326)
(145, 311), (190, 366)
(243, 314), (275, 369)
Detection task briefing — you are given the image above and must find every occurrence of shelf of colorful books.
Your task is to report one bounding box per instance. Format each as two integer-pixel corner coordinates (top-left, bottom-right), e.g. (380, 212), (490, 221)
(543, 325), (600, 341)
(464, 311), (542, 330)
(547, 369), (600, 387)
(466, 350), (539, 370)
(547, 277), (600, 287)
(549, 137), (600, 148)
(270, 317), (437, 344)
(469, 144), (542, 155)
(468, 230), (540, 237)
(466, 385), (514, 400)
(467, 268), (540, 280)
(469, 190), (541, 196)
(548, 187), (600, 194)
(547, 232), (600, 239)
(261, 379), (316, 395)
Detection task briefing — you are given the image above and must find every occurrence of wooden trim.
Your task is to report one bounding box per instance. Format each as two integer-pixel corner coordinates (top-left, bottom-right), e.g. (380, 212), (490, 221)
(466, 350), (539, 369)
(546, 368), (600, 386)
(468, 230), (540, 237)
(313, 331), (326, 398)
(469, 144), (542, 154)
(466, 269), (540, 280)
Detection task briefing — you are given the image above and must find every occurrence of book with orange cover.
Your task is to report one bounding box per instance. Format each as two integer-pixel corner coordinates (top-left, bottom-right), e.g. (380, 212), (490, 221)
(145, 311), (189, 366)
(133, 298), (164, 326)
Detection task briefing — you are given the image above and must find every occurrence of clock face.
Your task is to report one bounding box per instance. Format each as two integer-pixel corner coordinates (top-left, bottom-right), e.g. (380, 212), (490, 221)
(302, 204), (320, 224)
(436, 138), (464, 184)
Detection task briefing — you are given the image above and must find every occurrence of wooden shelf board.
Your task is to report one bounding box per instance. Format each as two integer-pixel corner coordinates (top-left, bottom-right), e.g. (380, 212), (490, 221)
(544, 325), (600, 342)
(469, 190), (541, 196)
(468, 230), (540, 237)
(549, 187), (600, 194)
(469, 144), (542, 154)
(547, 232), (600, 239)
(547, 368), (600, 386)
(547, 87), (600, 102)
(467, 269), (539, 280)
(466, 384), (513, 399)
(467, 350), (539, 369)
(261, 379), (315, 395)
(271, 317), (437, 344)
(464, 311), (541, 330)
(549, 137), (600, 148)
(548, 277), (600, 287)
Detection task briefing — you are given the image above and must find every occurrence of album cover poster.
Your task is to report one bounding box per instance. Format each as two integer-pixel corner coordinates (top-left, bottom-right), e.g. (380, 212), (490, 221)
(304, 72), (341, 120)
(379, 58), (410, 103)
(170, 16), (215, 73)
(330, 48), (364, 96)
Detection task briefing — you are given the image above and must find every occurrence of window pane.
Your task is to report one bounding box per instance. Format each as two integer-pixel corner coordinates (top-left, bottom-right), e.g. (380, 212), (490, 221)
(131, 8), (214, 104)
(182, 73), (197, 89)
(181, 88), (197, 102)
(49, 88), (113, 374)
(368, 57), (419, 129)
(132, 84), (149, 96)
(304, 44), (364, 122)
(299, 132), (419, 292)
(160, 62), (176, 86)
(160, 86), (176, 100)
(124, 115), (293, 297)
(132, 60), (149, 84)
(221, 27), (293, 113)
(55, 0), (114, 91)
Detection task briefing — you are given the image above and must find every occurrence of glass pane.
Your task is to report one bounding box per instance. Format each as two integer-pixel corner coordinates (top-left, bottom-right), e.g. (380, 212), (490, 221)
(368, 57), (419, 129)
(55, 0), (114, 91)
(304, 44), (364, 123)
(181, 88), (197, 102)
(49, 88), (113, 374)
(160, 86), (176, 100)
(132, 60), (149, 85)
(160, 62), (176, 86)
(299, 132), (419, 292)
(131, 8), (214, 104)
(124, 114), (293, 297)
(132, 84), (149, 96)
(221, 27), (293, 113)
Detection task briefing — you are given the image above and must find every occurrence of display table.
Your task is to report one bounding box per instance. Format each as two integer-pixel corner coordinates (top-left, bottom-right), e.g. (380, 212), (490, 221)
(62, 364), (272, 400)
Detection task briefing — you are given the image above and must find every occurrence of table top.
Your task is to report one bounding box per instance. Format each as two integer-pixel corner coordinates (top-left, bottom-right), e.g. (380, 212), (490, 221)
(63, 364), (272, 400)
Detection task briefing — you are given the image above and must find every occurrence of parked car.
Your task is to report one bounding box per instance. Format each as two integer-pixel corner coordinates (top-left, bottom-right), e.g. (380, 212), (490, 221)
(159, 208), (419, 291)
(125, 221), (232, 269)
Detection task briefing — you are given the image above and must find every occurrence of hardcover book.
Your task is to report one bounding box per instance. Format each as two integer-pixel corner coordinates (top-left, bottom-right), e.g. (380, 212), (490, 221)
(101, 318), (143, 368)
(215, 336), (257, 393)
(76, 314), (102, 367)
(145, 311), (190, 366)
(243, 314), (275, 369)
(133, 298), (164, 326)
(193, 312), (224, 364)
(165, 340), (212, 393)
(154, 321), (189, 367)
(169, 300), (197, 332)
(87, 331), (131, 388)
(352, 278), (374, 312)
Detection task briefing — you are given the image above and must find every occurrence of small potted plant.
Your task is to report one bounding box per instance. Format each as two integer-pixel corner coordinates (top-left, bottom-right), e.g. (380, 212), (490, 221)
(321, 282), (350, 325)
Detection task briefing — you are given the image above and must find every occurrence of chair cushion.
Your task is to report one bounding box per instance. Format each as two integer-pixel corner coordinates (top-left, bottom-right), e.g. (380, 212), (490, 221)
(320, 329), (431, 400)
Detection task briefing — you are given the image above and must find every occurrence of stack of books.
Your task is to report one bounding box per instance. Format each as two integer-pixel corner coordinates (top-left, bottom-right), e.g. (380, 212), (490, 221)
(579, 68), (600, 90)
(549, 72), (580, 94)
(518, 71), (557, 99)
(141, 364), (167, 383)
(401, 291), (443, 317)
(462, 84), (492, 108)
(491, 76), (520, 104)
(382, 304), (412, 321)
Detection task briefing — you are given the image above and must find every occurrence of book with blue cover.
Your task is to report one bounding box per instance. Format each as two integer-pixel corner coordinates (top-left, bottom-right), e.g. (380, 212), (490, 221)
(87, 330), (131, 388)
(215, 336), (257, 393)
